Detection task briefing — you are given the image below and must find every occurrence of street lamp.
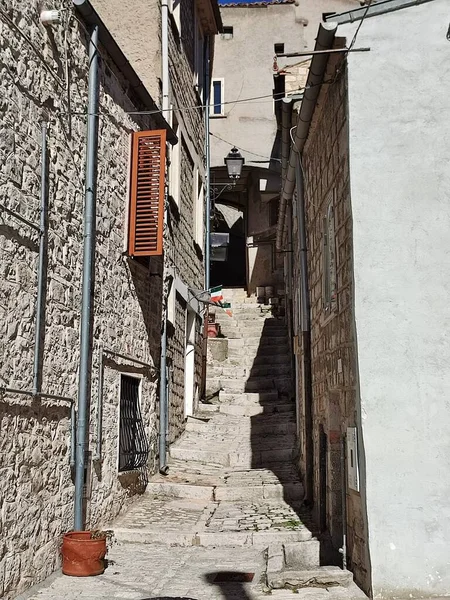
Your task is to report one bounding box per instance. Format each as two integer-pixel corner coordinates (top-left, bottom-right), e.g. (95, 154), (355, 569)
(224, 147), (245, 181)
(211, 147), (245, 202)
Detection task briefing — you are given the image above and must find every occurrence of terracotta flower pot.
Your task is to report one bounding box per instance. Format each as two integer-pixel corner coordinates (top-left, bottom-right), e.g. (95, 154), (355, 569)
(61, 531), (107, 577)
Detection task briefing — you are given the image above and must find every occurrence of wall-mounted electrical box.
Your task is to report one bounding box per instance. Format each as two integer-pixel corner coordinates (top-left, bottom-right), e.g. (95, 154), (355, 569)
(347, 427), (360, 492)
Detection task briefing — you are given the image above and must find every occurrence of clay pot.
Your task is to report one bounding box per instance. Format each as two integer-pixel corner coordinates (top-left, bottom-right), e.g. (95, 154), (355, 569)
(61, 531), (107, 577)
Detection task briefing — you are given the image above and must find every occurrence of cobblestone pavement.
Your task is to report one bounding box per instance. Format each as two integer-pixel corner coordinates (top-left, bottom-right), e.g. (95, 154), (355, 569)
(22, 543), (364, 600)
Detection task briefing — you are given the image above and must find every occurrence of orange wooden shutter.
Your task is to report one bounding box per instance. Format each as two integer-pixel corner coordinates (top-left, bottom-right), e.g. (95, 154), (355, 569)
(128, 130), (166, 256)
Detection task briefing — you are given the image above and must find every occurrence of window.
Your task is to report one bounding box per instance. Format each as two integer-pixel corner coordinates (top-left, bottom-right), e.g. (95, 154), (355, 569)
(274, 42), (284, 55)
(211, 78), (224, 116)
(193, 168), (204, 248)
(269, 197), (279, 227)
(194, 11), (204, 94)
(323, 192), (337, 313)
(169, 0), (181, 33)
(221, 26), (233, 40)
(128, 130), (166, 257)
(169, 118), (181, 206)
(118, 375), (149, 472)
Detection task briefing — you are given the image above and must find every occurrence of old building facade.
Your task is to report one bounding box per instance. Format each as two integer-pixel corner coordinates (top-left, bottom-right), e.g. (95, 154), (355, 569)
(209, 0), (359, 296)
(279, 0), (450, 597)
(0, 0), (219, 597)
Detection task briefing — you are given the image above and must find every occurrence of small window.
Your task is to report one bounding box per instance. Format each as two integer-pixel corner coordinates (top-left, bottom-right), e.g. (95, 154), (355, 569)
(193, 169), (204, 247)
(269, 197), (279, 227)
(170, 0), (181, 33)
(323, 192), (337, 313)
(221, 26), (234, 40)
(169, 118), (181, 206)
(274, 43), (284, 55)
(211, 79), (224, 116)
(128, 130), (166, 257)
(118, 375), (149, 472)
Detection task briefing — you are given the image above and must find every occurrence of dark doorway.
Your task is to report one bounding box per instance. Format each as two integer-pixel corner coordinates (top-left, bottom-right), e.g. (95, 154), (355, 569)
(319, 424), (328, 533)
(210, 202), (246, 288)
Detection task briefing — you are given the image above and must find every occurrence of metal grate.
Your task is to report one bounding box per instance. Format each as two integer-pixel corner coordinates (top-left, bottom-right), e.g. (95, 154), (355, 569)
(118, 375), (150, 472)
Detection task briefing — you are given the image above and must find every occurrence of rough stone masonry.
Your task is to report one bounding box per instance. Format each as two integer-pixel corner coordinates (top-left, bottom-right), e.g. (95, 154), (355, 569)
(0, 0), (196, 597)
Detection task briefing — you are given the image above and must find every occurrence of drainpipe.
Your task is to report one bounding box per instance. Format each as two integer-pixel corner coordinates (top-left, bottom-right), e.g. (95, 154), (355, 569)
(199, 37), (211, 403)
(276, 22), (337, 251)
(204, 39), (211, 293)
(33, 121), (48, 396)
(74, 23), (100, 532)
(294, 157), (314, 504)
(159, 2), (170, 474)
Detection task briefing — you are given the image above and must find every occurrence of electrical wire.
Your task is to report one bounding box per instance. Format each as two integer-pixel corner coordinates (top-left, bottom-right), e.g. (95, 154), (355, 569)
(349, 0), (373, 49)
(209, 131), (280, 161)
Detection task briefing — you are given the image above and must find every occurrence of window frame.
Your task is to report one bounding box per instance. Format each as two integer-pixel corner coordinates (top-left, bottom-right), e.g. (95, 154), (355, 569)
(210, 78), (225, 117)
(117, 374), (149, 473)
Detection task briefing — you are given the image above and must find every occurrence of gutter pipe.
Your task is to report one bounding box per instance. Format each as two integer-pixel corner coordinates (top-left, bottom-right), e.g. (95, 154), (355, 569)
(33, 121), (48, 396)
(204, 40), (211, 292)
(74, 23), (100, 532)
(159, 0), (170, 474)
(276, 22), (337, 251)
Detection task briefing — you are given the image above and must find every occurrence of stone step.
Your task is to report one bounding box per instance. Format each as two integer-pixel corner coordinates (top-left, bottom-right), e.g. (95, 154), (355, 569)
(225, 353), (290, 367)
(218, 391), (278, 404)
(218, 402), (295, 417)
(169, 444), (296, 467)
(207, 376), (292, 394)
(207, 363), (291, 379)
(267, 567), (355, 590)
(115, 528), (314, 548)
(227, 336), (288, 347)
(186, 419), (296, 436)
(227, 344), (289, 358)
(144, 479), (304, 503)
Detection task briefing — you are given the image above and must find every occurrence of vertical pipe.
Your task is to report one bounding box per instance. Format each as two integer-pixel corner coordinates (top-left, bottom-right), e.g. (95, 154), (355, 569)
(294, 157), (314, 505)
(74, 24), (99, 532)
(33, 122), (48, 396)
(70, 402), (76, 468)
(159, 0), (170, 476)
(204, 39), (211, 292)
(95, 345), (103, 461)
(159, 310), (168, 473)
(341, 434), (348, 570)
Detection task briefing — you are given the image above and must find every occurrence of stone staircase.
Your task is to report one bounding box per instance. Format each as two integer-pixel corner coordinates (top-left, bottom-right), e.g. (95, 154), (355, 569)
(111, 288), (365, 598)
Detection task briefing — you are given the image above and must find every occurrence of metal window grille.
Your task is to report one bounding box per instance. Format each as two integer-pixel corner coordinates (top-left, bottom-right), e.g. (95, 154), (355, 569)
(118, 375), (150, 472)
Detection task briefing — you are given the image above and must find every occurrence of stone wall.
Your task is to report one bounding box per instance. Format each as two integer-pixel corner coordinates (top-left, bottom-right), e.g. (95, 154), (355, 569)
(293, 60), (370, 592)
(0, 1), (166, 597)
(164, 5), (206, 430)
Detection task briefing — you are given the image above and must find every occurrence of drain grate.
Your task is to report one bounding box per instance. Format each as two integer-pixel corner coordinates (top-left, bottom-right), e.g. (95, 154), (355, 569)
(212, 572), (255, 583)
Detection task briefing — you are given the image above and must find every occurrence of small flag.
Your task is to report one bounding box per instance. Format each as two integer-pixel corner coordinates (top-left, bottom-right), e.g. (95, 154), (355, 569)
(210, 285), (223, 304)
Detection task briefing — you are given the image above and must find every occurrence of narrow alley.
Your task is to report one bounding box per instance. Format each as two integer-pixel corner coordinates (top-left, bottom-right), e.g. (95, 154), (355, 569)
(22, 291), (364, 600)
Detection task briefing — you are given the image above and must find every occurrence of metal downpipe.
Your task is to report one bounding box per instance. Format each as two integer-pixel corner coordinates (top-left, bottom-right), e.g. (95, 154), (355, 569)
(294, 157), (314, 504)
(158, 0), (170, 475)
(33, 122), (48, 396)
(276, 22), (338, 251)
(74, 23), (99, 532)
(204, 39), (211, 293)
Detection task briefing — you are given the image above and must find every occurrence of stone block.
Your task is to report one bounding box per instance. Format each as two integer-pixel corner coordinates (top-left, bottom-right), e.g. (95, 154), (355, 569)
(284, 540), (320, 570)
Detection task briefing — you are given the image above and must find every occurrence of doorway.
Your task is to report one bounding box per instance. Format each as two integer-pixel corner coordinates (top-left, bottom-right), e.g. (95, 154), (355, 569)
(184, 310), (196, 417)
(319, 424), (328, 533)
(210, 202), (246, 289)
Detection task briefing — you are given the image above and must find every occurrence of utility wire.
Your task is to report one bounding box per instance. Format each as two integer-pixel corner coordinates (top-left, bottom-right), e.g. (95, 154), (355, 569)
(349, 0), (373, 49)
(209, 131), (281, 162)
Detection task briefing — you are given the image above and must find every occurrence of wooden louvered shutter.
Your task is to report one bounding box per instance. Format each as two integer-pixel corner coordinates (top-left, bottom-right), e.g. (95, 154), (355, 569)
(128, 130), (166, 256)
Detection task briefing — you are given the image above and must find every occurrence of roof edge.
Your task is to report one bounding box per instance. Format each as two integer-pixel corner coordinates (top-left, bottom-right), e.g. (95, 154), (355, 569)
(324, 0), (437, 25)
(73, 0), (177, 144)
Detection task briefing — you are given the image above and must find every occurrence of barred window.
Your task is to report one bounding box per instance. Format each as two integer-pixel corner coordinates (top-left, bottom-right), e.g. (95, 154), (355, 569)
(118, 375), (149, 472)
